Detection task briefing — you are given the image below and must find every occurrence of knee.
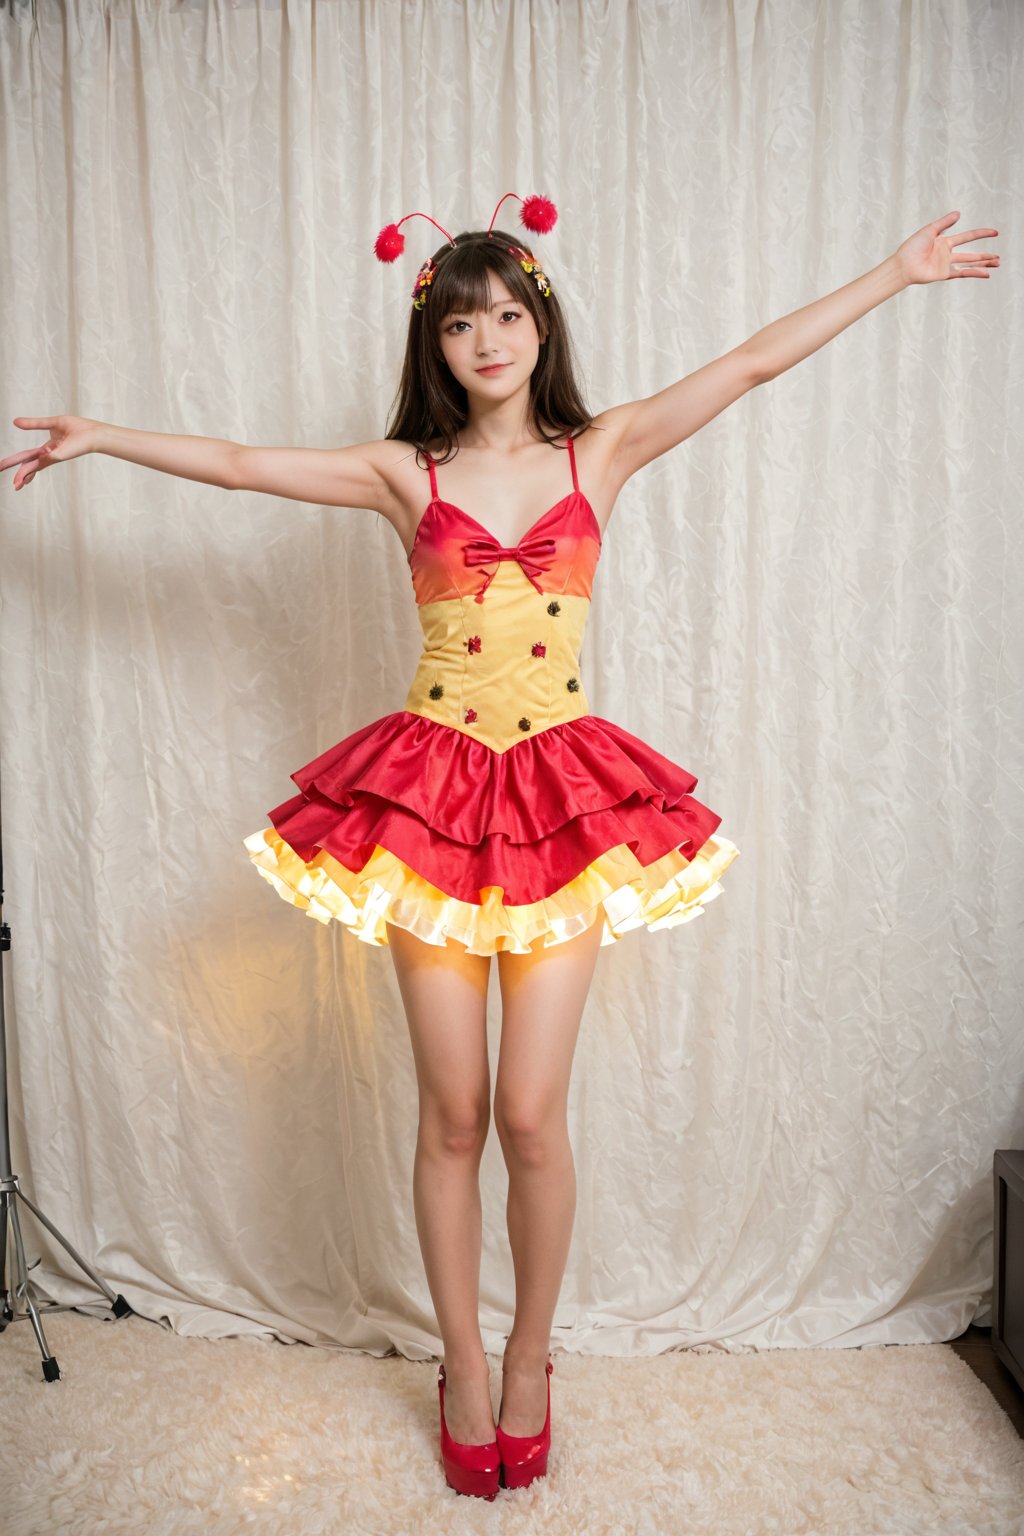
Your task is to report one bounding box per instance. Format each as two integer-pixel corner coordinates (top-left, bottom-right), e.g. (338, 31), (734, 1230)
(493, 1098), (564, 1167)
(420, 1098), (490, 1158)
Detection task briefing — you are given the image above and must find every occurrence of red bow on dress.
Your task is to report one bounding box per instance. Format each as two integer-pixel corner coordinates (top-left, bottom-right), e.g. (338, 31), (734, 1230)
(463, 534), (558, 603)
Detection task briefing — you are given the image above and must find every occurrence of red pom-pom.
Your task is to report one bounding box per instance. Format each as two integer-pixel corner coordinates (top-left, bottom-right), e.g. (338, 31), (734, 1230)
(520, 195), (557, 235)
(374, 223), (406, 263)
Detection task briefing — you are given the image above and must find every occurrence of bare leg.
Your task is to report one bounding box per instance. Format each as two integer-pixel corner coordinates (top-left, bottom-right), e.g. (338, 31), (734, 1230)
(493, 915), (604, 1433)
(386, 919), (496, 1444)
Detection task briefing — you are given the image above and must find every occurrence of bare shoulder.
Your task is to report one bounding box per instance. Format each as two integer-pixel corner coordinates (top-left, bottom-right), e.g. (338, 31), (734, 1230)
(362, 415), (638, 550)
(305, 435), (423, 541)
(360, 438), (420, 492)
(573, 406), (633, 480)
(362, 437), (436, 545)
(570, 407), (638, 536)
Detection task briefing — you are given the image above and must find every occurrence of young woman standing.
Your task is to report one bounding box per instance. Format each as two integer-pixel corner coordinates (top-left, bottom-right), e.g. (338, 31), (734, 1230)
(2, 194), (998, 1499)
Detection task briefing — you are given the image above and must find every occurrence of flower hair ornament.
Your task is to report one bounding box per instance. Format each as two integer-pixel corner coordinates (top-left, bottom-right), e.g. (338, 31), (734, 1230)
(373, 192), (558, 311)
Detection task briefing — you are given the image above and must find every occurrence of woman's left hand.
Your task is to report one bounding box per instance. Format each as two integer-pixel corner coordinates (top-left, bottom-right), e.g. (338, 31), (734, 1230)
(894, 212), (1001, 285)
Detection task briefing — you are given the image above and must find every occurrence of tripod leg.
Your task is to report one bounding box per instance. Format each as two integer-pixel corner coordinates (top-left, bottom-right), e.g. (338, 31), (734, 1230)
(16, 1182), (122, 1306)
(0, 1190), (10, 1319)
(7, 1194), (59, 1379)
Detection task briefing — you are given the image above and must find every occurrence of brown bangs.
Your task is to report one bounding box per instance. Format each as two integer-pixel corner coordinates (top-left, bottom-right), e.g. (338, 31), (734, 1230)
(429, 232), (549, 338)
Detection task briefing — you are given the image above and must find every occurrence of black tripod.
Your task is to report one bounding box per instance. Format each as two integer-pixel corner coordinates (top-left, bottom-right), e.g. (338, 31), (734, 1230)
(0, 751), (132, 1379)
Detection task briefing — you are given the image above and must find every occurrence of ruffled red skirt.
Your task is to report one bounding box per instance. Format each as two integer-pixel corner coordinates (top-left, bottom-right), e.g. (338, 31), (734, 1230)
(243, 711), (739, 954)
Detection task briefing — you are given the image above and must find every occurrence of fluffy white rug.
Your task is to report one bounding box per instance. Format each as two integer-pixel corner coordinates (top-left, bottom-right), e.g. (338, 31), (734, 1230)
(3, 1311), (1023, 1535)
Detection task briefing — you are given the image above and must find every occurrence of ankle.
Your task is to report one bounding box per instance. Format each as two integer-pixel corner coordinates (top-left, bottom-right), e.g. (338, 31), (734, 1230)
(502, 1342), (551, 1374)
(442, 1349), (491, 1379)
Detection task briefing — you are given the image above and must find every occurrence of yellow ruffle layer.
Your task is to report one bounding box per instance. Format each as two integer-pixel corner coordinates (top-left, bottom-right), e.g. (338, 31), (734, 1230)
(242, 827), (740, 956)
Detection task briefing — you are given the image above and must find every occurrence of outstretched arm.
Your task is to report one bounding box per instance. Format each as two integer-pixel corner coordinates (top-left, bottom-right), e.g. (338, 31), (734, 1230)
(746, 211), (1000, 383)
(604, 212), (1000, 480)
(0, 416), (392, 512)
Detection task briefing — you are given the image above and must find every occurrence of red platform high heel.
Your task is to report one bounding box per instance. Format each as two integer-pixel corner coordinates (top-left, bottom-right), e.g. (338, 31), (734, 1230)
(437, 1363), (500, 1501)
(496, 1357), (554, 1489)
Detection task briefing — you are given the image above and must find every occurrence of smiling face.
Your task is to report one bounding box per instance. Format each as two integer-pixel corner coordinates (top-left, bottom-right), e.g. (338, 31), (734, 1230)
(437, 271), (548, 399)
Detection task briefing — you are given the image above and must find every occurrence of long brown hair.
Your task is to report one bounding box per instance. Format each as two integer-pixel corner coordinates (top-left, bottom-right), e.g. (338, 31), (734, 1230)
(383, 230), (601, 465)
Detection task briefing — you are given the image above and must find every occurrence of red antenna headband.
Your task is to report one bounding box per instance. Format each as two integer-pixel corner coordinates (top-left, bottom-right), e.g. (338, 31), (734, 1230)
(373, 191), (558, 311)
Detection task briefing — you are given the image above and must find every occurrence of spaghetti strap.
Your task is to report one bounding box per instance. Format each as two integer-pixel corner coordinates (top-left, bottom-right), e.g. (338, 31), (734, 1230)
(423, 449), (439, 502)
(565, 435), (580, 494)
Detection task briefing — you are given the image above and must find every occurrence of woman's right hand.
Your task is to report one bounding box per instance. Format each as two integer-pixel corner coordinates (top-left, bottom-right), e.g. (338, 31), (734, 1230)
(0, 415), (99, 490)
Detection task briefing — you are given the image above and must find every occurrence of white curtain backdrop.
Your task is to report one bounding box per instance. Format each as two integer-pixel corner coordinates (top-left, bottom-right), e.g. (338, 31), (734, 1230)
(0, 0), (1020, 1360)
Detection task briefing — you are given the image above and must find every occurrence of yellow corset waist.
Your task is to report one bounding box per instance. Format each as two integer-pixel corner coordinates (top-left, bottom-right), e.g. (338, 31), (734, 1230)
(403, 565), (592, 754)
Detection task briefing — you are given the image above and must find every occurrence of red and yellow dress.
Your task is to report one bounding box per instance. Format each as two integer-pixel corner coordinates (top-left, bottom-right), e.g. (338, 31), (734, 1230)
(243, 437), (739, 954)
